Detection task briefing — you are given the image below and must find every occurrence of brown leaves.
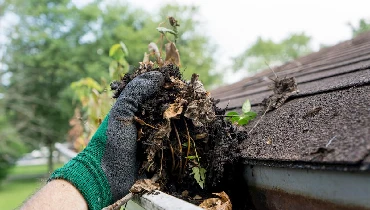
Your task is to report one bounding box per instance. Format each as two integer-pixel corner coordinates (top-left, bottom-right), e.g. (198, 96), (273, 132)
(148, 42), (163, 65)
(199, 192), (232, 210)
(129, 179), (160, 194)
(184, 74), (216, 127)
(164, 103), (183, 119)
(165, 42), (181, 66)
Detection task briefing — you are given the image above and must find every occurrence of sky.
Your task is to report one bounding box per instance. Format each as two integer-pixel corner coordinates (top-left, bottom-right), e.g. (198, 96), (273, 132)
(124, 0), (370, 84)
(3, 0), (370, 85)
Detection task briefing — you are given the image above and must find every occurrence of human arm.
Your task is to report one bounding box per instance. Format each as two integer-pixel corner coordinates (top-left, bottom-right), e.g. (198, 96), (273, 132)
(21, 179), (88, 210)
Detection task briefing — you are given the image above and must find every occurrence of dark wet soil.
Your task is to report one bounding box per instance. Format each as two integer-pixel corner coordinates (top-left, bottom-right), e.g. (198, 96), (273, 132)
(111, 64), (248, 207)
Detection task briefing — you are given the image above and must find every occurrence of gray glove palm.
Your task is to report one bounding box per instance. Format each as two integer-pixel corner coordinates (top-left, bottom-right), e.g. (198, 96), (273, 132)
(50, 71), (164, 210)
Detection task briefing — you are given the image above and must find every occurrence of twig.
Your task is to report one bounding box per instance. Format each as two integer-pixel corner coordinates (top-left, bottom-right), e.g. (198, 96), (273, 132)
(173, 122), (183, 177)
(215, 115), (239, 117)
(160, 146), (164, 176)
(102, 175), (160, 210)
(183, 119), (191, 173)
(265, 61), (278, 79)
(190, 137), (200, 162)
(248, 103), (271, 135)
(133, 116), (158, 130)
(169, 142), (176, 172)
(102, 193), (134, 210)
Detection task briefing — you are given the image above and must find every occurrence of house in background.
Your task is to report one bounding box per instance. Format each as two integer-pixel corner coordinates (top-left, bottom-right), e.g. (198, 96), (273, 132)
(211, 31), (370, 210)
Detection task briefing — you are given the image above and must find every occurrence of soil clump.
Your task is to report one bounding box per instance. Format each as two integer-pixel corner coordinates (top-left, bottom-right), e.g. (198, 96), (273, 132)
(111, 64), (247, 206)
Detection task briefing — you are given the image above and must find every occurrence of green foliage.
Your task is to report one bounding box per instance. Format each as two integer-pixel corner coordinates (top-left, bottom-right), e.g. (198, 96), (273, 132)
(191, 166), (206, 189)
(156, 27), (177, 36)
(70, 42), (129, 144)
(108, 42), (130, 82)
(226, 100), (257, 126)
(0, 106), (26, 183)
(233, 32), (312, 73)
(348, 19), (370, 37)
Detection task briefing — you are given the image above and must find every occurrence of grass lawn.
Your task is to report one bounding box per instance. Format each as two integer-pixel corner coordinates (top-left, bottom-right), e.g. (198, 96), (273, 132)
(0, 164), (64, 210)
(0, 178), (43, 210)
(9, 163), (64, 176)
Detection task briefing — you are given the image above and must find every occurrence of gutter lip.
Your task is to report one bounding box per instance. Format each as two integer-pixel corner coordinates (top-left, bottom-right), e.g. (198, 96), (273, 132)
(242, 158), (370, 172)
(133, 190), (203, 210)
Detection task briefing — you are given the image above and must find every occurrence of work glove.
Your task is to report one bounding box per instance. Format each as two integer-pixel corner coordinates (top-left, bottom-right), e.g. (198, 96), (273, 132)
(49, 71), (164, 210)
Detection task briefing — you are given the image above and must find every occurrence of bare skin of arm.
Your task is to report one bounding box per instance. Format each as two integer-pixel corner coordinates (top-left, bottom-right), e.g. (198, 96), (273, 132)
(20, 179), (88, 210)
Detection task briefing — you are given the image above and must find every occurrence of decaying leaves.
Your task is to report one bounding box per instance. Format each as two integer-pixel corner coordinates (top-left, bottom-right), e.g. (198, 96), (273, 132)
(199, 191), (232, 210)
(170, 76), (186, 89)
(184, 74), (216, 127)
(129, 179), (160, 194)
(196, 133), (207, 140)
(165, 42), (181, 66)
(262, 76), (299, 111)
(148, 42), (163, 65)
(163, 98), (186, 119)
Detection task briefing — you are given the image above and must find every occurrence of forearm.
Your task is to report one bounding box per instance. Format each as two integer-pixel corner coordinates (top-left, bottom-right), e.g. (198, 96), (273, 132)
(21, 179), (88, 210)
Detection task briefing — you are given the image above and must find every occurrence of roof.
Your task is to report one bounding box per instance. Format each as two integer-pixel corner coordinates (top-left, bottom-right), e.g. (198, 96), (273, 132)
(211, 32), (370, 170)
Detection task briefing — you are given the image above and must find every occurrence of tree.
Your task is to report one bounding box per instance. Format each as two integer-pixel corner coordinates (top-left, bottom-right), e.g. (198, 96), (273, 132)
(0, 0), (217, 172)
(232, 32), (312, 73)
(348, 19), (370, 37)
(0, 99), (26, 184)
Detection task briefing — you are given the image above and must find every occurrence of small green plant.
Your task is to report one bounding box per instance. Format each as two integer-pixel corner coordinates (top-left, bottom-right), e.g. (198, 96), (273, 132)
(183, 135), (205, 189)
(191, 166), (206, 189)
(226, 99), (257, 125)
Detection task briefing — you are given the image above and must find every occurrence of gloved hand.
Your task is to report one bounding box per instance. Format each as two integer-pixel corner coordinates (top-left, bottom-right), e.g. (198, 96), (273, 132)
(49, 71), (164, 210)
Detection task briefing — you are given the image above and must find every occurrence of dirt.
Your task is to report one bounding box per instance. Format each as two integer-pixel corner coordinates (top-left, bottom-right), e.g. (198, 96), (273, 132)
(111, 64), (248, 207)
(262, 76), (299, 111)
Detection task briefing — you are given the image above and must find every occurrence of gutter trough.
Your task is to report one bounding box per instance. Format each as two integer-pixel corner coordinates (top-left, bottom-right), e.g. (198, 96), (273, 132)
(244, 164), (370, 210)
(129, 164), (370, 210)
(55, 143), (370, 210)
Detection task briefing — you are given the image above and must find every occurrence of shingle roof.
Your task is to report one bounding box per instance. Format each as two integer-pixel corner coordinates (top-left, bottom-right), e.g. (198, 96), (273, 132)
(211, 32), (370, 170)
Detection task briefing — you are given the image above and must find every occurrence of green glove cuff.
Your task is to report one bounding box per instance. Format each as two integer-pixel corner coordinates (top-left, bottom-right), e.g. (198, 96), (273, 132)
(49, 115), (113, 210)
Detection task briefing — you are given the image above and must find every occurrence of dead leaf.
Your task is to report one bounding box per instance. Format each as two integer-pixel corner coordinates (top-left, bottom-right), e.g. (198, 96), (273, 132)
(129, 179), (160, 194)
(148, 42), (162, 64)
(182, 190), (189, 197)
(199, 191), (232, 210)
(193, 195), (202, 200)
(184, 99), (215, 127)
(163, 82), (174, 89)
(196, 133), (207, 140)
(168, 16), (179, 27)
(184, 74), (216, 127)
(137, 127), (143, 141)
(163, 103), (183, 119)
(165, 42), (181, 66)
(170, 76), (186, 89)
(134, 116), (146, 126)
(154, 120), (171, 139)
(142, 52), (150, 64)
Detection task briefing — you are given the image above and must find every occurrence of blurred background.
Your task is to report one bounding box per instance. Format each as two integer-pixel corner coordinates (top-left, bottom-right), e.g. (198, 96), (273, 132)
(0, 0), (369, 209)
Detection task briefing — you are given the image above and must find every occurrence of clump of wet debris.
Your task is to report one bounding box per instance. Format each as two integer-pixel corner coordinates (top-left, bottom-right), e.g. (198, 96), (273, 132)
(111, 63), (247, 207)
(262, 76), (299, 111)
